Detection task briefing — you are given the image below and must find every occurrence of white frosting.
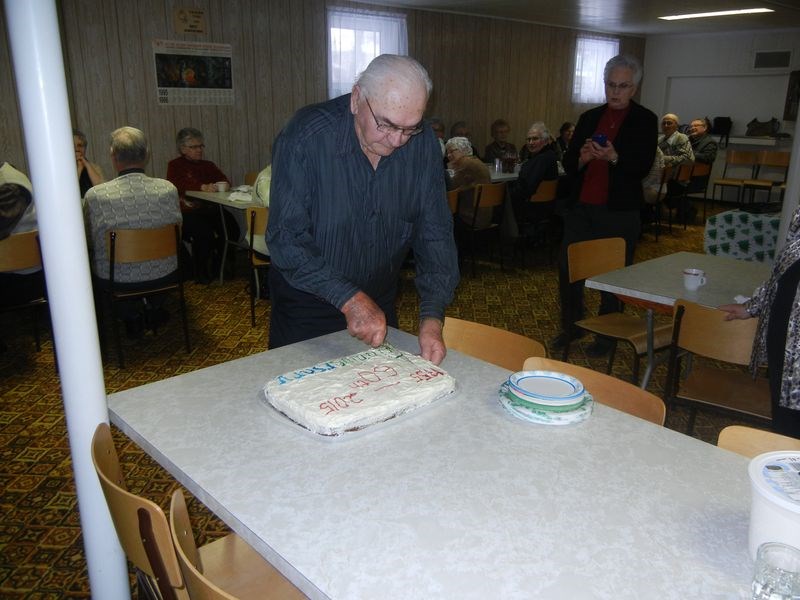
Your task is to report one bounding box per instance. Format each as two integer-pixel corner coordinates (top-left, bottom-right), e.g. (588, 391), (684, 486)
(264, 344), (456, 436)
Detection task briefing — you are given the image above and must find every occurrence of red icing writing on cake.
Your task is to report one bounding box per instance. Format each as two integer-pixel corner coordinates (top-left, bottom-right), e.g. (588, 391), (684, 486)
(319, 392), (363, 415)
(410, 367), (446, 382)
(348, 365), (398, 388)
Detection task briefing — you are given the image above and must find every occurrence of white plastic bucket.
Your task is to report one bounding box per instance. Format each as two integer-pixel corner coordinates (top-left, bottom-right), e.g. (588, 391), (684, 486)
(749, 451), (800, 560)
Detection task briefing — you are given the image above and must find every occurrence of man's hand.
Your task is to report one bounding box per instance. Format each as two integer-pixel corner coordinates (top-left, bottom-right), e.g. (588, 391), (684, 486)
(419, 317), (446, 365)
(341, 291), (386, 347)
(718, 303), (752, 321)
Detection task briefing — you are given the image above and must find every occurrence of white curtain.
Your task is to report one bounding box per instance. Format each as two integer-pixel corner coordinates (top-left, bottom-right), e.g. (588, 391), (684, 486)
(327, 7), (408, 99)
(572, 35), (620, 104)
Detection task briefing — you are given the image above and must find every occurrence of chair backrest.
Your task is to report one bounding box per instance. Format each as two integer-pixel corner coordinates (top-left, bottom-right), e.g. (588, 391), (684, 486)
(473, 182), (506, 209)
(446, 189), (459, 215)
(672, 299), (758, 365)
(170, 489), (235, 600)
(443, 316), (545, 371)
(522, 356), (666, 425)
(717, 425), (800, 458)
(758, 150), (791, 169)
(91, 423), (187, 600)
(244, 171), (258, 186)
(529, 179), (558, 203)
(673, 163), (693, 184)
(722, 149), (759, 177)
(566, 237), (625, 284)
(690, 162), (712, 178)
(108, 223), (180, 264)
(247, 207), (270, 268)
(0, 230), (42, 272)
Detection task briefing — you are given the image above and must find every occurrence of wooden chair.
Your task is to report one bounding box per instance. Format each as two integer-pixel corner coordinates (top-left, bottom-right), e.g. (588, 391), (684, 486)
(170, 489), (305, 600)
(446, 189), (459, 215)
(245, 207), (270, 327)
(243, 171), (258, 186)
(460, 182), (507, 277)
(91, 423), (304, 600)
(443, 316), (545, 371)
(712, 149), (759, 205)
(717, 425), (800, 458)
(664, 300), (771, 434)
(562, 237), (673, 382)
(523, 356), (665, 425)
(742, 150), (791, 203)
(643, 166), (669, 241)
(523, 178), (559, 263)
(665, 162), (693, 231)
(0, 230), (48, 350)
(103, 224), (191, 368)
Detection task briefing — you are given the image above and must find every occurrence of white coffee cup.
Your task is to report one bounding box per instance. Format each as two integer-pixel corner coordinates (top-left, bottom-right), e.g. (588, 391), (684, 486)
(215, 181), (230, 192)
(683, 268), (707, 291)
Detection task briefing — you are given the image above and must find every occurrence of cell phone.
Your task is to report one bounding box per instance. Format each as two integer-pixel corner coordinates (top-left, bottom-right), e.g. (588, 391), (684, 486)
(592, 133), (608, 146)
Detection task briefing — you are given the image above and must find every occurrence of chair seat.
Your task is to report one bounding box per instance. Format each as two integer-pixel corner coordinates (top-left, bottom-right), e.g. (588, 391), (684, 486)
(742, 179), (777, 189)
(678, 366), (771, 421)
(713, 178), (744, 187)
(575, 313), (672, 355)
(200, 533), (305, 599)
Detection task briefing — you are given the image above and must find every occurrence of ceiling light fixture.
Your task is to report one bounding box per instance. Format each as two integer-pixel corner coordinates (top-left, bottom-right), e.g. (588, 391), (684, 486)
(659, 8), (774, 21)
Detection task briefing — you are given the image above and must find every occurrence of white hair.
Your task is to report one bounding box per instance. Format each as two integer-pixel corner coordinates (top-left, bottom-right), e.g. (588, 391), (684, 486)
(445, 137), (473, 155)
(355, 54), (433, 99)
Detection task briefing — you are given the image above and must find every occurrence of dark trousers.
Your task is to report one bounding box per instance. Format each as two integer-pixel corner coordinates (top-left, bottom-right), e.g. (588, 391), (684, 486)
(557, 203), (640, 331)
(268, 268), (398, 349)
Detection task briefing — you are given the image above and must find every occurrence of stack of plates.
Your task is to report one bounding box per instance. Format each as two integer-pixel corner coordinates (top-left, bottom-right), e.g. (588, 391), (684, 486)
(499, 370), (593, 425)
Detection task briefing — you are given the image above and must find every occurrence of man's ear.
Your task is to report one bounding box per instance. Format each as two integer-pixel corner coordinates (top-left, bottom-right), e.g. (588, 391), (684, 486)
(350, 85), (361, 115)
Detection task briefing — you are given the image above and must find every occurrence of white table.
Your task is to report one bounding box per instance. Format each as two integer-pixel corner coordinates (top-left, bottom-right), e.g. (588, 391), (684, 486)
(587, 251), (770, 388)
(186, 190), (259, 284)
(489, 169), (518, 183)
(108, 328), (754, 599)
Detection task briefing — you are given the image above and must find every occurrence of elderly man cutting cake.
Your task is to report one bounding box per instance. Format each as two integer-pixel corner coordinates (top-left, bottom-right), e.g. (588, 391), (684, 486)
(266, 54), (459, 364)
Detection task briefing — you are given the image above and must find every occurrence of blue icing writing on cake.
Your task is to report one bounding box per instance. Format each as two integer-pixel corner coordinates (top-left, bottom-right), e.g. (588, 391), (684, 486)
(264, 343), (456, 436)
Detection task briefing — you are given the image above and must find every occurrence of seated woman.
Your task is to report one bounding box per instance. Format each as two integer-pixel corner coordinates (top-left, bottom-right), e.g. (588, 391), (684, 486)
(73, 129), (105, 198)
(166, 127), (238, 283)
(483, 119), (517, 164)
(511, 122), (558, 224)
(554, 121), (575, 162)
(0, 162), (42, 307)
(445, 137), (491, 228)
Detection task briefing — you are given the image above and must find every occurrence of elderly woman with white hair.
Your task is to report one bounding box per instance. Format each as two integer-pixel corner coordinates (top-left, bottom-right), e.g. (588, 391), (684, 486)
(445, 136), (490, 191)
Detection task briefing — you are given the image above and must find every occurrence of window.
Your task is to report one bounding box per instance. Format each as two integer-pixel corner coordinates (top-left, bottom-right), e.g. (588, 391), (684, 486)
(572, 35), (619, 104)
(327, 7), (408, 99)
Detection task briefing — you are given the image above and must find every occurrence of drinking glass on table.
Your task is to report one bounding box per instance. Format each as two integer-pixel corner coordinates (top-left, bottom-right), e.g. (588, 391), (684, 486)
(752, 542), (800, 599)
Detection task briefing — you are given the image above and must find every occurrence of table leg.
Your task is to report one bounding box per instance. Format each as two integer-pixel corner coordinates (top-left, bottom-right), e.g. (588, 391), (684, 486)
(639, 308), (655, 389)
(218, 204), (229, 285)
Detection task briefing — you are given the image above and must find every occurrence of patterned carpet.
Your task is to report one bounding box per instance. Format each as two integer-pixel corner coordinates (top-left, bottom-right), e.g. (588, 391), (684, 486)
(0, 209), (756, 598)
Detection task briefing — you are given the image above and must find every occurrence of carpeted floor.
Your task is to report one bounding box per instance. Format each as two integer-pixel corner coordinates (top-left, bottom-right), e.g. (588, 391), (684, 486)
(0, 209), (757, 598)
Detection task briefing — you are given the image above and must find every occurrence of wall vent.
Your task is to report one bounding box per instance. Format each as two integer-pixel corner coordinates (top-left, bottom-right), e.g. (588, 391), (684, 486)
(754, 51), (791, 69)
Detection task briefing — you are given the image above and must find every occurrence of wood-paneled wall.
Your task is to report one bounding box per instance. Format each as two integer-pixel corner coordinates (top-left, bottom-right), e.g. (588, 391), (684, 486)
(0, 0), (644, 183)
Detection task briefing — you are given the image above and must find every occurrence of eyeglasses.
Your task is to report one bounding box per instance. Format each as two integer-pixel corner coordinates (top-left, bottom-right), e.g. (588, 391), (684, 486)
(661, 121), (676, 126)
(364, 96), (423, 137)
(185, 144), (205, 150)
(526, 136), (542, 142)
(605, 81), (634, 91)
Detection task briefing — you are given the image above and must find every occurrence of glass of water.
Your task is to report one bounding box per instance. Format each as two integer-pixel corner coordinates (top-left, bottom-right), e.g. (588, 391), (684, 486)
(752, 542), (800, 599)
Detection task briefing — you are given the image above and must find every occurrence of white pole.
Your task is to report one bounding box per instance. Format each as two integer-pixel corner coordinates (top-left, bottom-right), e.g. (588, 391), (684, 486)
(3, 1), (130, 598)
(776, 133), (800, 252)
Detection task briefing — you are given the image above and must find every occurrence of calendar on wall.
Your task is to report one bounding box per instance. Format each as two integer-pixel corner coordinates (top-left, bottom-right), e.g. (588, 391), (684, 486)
(153, 39), (233, 106)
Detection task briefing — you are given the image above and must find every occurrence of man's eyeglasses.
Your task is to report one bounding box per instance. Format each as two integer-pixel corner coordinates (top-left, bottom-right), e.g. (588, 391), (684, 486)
(364, 97), (423, 137)
(185, 144), (205, 150)
(605, 81), (634, 91)
(526, 136), (542, 142)
(661, 120), (675, 126)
